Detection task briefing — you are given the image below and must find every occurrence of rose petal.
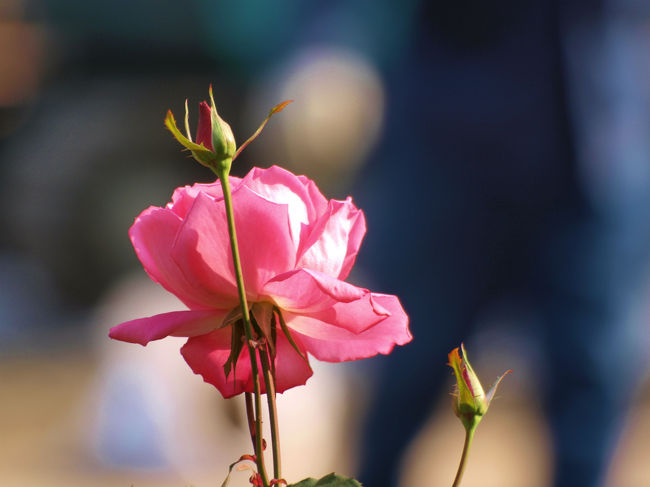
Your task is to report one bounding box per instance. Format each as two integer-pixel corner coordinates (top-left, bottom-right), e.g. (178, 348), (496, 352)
(181, 326), (312, 398)
(264, 268), (363, 308)
(129, 206), (221, 309)
(171, 192), (239, 307)
(272, 328), (313, 393)
(286, 293), (412, 362)
(241, 166), (328, 246)
(264, 268), (389, 334)
(167, 176), (241, 219)
(230, 186), (297, 294)
(296, 197), (366, 280)
(173, 184), (296, 302)
(109, 309), (228, 345)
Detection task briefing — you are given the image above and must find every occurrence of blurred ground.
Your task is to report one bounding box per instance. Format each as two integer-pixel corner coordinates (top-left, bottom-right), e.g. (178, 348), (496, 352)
(1, 347), (648, 486)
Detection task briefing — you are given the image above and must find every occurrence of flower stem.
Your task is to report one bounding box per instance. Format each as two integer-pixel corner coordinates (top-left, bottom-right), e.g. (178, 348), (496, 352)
(452, 426), (476, 487)
(245, 392), (256, 450)
(259, 346), (282, 481)
(216, 166), (269, 487)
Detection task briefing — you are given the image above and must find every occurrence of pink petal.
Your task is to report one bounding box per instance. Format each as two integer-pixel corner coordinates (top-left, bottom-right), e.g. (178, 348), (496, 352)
(263, 268), (389, 334)
(241, 166), (328, 246)
(296, 173), (329, 215)
(265, 268), (362, 307)
(181, 326), (312, 398)
(174, 185), (297, 300)
(286, 293), (412, 362)
(167, 176), (242, 219)
(296, 197), (366, 280)
(272, 330), (313, 393)
(171, 192), (239, 307)
(129, 206), (222, 309)
(109, 309), (228, 345)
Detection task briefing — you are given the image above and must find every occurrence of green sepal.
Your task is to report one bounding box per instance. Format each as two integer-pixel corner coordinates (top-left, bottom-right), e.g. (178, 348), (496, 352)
(448, 346), (477, 413)
(164, 109), (222, 169)
(270, 312), (278, 378)
(233, 100), (293, 161)
(224, 320), (245, 379)
(208, 85), (236, 167)
(288, 473), (362, 487)
(485, 369), (512, 407)
(274, 306), (312, 371)
(164, 109), (211, 153)
(250, 309), (277, 372)
(183, 99), (192, 141)
(460, 344), (486, 406)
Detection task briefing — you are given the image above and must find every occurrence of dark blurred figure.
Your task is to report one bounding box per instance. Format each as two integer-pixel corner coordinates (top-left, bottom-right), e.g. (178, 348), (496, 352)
(351, 0), (650, 486)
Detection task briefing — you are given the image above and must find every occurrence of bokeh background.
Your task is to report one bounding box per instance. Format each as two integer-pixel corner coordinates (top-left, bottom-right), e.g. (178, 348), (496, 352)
(0, 1), (649, 486)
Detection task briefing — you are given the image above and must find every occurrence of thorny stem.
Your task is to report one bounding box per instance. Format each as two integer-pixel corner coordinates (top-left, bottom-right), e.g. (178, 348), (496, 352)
(216, 166), (269, 487)
(259, 345), (282, 481)
(452, 426), (476, 487)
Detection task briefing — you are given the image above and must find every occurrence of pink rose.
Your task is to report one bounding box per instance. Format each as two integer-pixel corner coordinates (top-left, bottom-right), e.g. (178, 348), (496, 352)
(110, 165), (411, 397)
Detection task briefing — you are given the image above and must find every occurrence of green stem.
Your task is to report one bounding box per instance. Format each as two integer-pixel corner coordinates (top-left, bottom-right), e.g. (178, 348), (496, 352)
(216, 166), (269, 487)
(244, 392), (256, 451)
(259, 346), (282, 481)
(452, 426), (475, 487)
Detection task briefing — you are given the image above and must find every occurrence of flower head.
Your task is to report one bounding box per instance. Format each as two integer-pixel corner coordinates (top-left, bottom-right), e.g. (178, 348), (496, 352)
(448, 344), (510, 430)
(110, 166), (412, 397)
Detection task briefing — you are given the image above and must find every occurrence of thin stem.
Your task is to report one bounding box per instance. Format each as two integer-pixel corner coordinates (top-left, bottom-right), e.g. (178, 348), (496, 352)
(452, 427), (475, 487)
(217, 166), (269, 487)
(244, 392), (256, 451)
(259, 346), (281, 480)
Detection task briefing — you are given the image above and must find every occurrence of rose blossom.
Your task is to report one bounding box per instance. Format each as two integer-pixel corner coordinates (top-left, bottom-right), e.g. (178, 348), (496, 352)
(110, 165), (411, 397)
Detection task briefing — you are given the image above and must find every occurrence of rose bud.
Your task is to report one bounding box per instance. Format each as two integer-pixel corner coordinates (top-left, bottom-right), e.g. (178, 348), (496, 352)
(448, 344), (511, 431)
(195, 99), (236, 160)
(164, 86), (236, 173)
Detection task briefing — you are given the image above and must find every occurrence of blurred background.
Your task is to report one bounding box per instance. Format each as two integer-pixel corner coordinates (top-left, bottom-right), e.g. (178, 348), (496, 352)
(0, 0), (649, 486)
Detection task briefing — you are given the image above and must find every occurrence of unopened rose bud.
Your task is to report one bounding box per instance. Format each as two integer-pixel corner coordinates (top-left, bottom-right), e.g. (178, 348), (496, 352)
(195, 100), (236, 160)
(164, 86), (236, 175)
(448, 344), (510, 431)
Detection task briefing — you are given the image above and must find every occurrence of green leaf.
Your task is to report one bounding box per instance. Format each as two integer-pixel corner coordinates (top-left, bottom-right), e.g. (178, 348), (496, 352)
(288, 479), (317, 487)
(288, 473), (362, 487)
